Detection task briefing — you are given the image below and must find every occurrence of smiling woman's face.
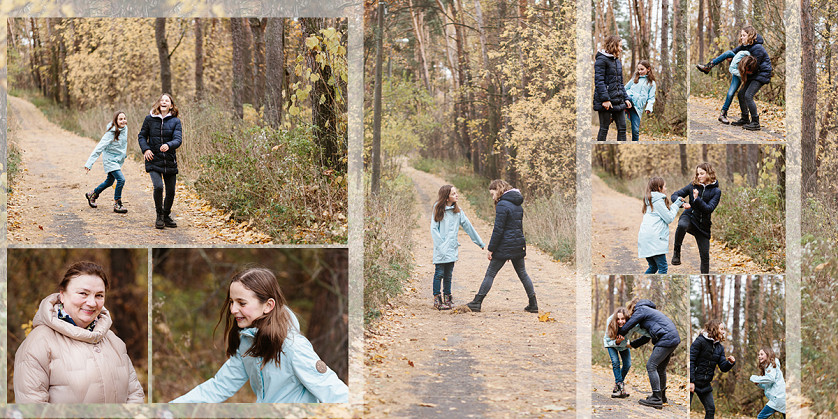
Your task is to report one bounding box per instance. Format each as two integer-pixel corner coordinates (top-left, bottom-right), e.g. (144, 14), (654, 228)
(59, 274), (106, 329)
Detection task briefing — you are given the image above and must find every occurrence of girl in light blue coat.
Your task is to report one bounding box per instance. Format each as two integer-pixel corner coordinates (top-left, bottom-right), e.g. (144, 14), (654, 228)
(84, 111), (129, 213)
(171, 268), (348, 403)
(624, 60), (657, 141)
(431, 185), (485, 310)
(638, 177), (684, 274)
(604, 307), (651, 398)
(751, 347), (786, 418)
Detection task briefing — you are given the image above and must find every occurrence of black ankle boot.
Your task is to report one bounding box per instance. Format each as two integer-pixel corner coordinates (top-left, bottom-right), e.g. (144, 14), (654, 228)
(731, 116), (750, 126)
(466, 294), (485, 312)
(163, 213), (178, 228)
(155, 213), (165, 229)
(638, 391), (663, 409)
(85, 191), (99, 208)
(671, 249), (681, 266)
(524, 294), (538, 313)
(743, 116), (761, 131)
(661, 387), (667, 404)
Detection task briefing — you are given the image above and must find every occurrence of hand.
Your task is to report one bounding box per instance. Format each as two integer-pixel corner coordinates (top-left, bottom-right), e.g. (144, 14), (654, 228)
(602, 101), (612, 110)
(727, 355), (735, 363)
(144, 150), (154, 161)
(645, 110), (651, 115)
(615, 335), (625, 344)
(693, 189), (699, 200)
(84, 167), (90, 173)
(690, 383), (695, 393)
(682, 202), (691, 209)
(625, 100), (632, 109)
(160, 143), (170, 152)
(487, 251), (493, 260)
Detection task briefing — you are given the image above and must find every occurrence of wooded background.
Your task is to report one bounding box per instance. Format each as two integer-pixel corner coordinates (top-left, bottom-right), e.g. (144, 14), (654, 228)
(591, 275), (690, 379)
(689, 0), (786, 105)
(152, 248), (348, 403)
(592, 0), (688, 137)
(6, 248), (148, 403)
(364, 0), (576, 196)
(6, 17), (348, 242)
(689, 275), (784, 416)
(594, 144), (786, 270)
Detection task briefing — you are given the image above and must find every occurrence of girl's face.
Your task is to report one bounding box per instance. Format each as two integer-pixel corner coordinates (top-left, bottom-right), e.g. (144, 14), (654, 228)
(696, 168), (709, 184)
(447, 187), (459, 205)
(719, 323), (727, 338)
(489, 189), (498, 201)
(116, 113), (127, 129)
(59, 274), (106, 329)
(637, 64), (649, 76)
(616, 312), (627, 327)
(739, 30), (749, 45)
(229, 281), (275, 328)
(158, 95), (172, 113)
(758, 349), (768, 363)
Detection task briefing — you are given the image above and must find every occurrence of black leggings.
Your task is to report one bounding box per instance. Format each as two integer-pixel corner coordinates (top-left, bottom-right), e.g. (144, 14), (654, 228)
(149, 171), (177, 215)
(674, 214), (711, 274)
(691, 387), (716, 419)
(597, 110), (627, 141)
(738, 79), (765, 121)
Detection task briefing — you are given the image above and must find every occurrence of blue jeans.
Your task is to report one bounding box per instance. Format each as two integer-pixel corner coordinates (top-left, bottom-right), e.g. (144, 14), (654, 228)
(93, 170), (125, 200)
(722, 75), (742, 112)
(607, 347), (631, 383)
(710, 50), (735, 66)
(645, 254), (668, 274)
(627, 107), (641, 141)
(757, 405), (785, 419)
(433, 262), (455, 295)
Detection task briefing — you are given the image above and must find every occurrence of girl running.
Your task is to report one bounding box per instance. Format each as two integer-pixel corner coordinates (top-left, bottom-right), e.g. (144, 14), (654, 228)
(84, 111), (129, 213)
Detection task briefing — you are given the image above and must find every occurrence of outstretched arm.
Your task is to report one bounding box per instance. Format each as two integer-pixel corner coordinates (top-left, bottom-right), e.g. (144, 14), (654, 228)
(170, 355), (248, 403)
(460, 212), (485, 249)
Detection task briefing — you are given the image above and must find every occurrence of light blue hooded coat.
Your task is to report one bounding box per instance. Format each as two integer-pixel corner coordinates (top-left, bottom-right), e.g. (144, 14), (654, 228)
(85, 122), (127, 173)
(750, 358), (786, 414)
(624, 75), (656, 121)
(729, 50), (751, 77)
(431, 204), (485, 264)
(638, 191), (684, 258)
(170, 308), (348, 403)
(603, 313), (650, 349)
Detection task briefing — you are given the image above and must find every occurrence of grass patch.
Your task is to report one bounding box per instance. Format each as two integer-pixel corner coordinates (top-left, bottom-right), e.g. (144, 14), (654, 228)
(6, 108), (23, 189)
(364, 173), (416, 325)
(713, 184), (785, 270)
(414, 157), (575, 263)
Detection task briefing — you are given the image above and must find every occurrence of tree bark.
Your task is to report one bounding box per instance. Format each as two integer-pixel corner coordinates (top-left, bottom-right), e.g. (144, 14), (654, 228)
(194, 18), (205, 101)
(250, 18), (267, 110)
(155, 18), (173, 94)
(801, 0), (817, 195)
(371, 4), (384, 195)
(231, 17), (245, 119)
(407, 0), (431, 92)
(697, 0), (705, 63)
(264, 18), (286, 128)
(679, 144), (688, 175)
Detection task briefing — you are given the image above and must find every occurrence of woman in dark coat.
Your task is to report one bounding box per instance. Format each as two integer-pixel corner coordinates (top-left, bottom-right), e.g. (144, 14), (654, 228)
(690, 319), (736, 419)
(617, 298), (681, 410)
(137, 93), (182, 229)
(466, 180), (537, 313)
(729, 26), (772, 131)
(594, 35), (633, 141)
(670, 162), (722, 274)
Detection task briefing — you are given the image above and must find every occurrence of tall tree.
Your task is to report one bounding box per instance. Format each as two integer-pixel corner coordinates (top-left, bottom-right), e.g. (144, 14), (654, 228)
(371, 4), (385, 194)
(155, 18), (173, 94)
(231, 17), (246, 119)
(802, 0), (817, 195)
(194, 18), (204, 101)
(249, 18), (267, 109)
(264, 18), (286, 128)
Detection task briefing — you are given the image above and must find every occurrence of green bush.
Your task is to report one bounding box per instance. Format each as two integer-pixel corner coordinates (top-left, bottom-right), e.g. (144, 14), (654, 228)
(713, 184), (785, 269)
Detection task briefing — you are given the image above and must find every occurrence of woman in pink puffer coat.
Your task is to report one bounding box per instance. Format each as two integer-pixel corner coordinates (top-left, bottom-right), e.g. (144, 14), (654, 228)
(13, 261), (144, 403)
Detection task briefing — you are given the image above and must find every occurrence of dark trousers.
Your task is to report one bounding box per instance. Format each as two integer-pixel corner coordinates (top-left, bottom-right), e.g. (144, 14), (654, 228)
(674, 214), (711, 274)
(149, 171), (177, 215)
(738, 79), (765, 120)
(477, 257), (535, 298)
(597, 110), (627, 141)
(647, 344), (676, 392)
(691, 387), (716, 419)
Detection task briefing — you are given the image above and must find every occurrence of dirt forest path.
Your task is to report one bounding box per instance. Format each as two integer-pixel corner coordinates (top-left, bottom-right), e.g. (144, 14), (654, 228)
(6, 95), (271, 245)
(591, 364), (688, 418)
(689, 96), (784, 142)
(365, 166), (576, 418)
(591, 114), (687, 142)
(591, 174), (764, 274)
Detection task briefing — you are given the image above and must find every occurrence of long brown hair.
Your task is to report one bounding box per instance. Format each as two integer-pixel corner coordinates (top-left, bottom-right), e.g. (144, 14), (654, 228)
(607, 307), (629, 339)
(741, 25), (758, 45)
(217, 267), (291, 367)
(433, 185), (460, 222)
(692, 162), (717, 185)
(58, 261), (110, 292)
(151, 93), (179, 117)
(703, 319), (726, 342)
(633, 60), (657, 84)
(758, 347), (778, 375)
(110, 110), (125, 142)
(642, 176), (671, 213)
(488, 179), (513, 205)
(626, 297), (640, 317)
(603, 35), (622, 57)
(738, 55), (758, 82)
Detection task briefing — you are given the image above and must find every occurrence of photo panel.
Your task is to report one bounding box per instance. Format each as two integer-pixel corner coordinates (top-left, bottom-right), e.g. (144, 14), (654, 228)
(151, 247), (348, 405)
(689, 275), (786, 418)
(688, 0), (786, 141)
(6, 248), (149, 404)
(591, 143), (785, 275)
(591, 275), (690, 417)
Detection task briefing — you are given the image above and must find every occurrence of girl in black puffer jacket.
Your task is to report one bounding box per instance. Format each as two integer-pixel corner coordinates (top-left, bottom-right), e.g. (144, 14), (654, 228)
(138, 93), (183, 229)
(690, 319), (736, 419)
(594, 35), (633, 141)
(670, 162), (721, 274)
(467, 180), (537, 313)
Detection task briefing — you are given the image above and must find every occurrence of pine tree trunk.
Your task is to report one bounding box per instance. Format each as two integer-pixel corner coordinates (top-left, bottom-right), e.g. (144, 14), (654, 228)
(155, 18), (173, 94)
(264, 18), (286, 128)
(194, 18), (205, 101)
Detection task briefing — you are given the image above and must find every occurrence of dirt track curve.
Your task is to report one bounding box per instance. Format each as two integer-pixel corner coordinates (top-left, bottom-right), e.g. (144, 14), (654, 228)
(689, 96), (784, 142)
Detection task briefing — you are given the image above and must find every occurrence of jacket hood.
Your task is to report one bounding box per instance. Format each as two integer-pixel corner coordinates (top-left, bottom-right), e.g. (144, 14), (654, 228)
(32, 293), (112, 344)
(596, 50), (615, 59)
(649, 191), (666, 204)
(150, 110), (173, 119)
(500, 189), (524, 206)
(635, 299), (657, 310)
(696, 179), (720, 189)
(754, 34), (765, 45)
(701, 331), (719, 343)
(106, 122), (126, 132)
